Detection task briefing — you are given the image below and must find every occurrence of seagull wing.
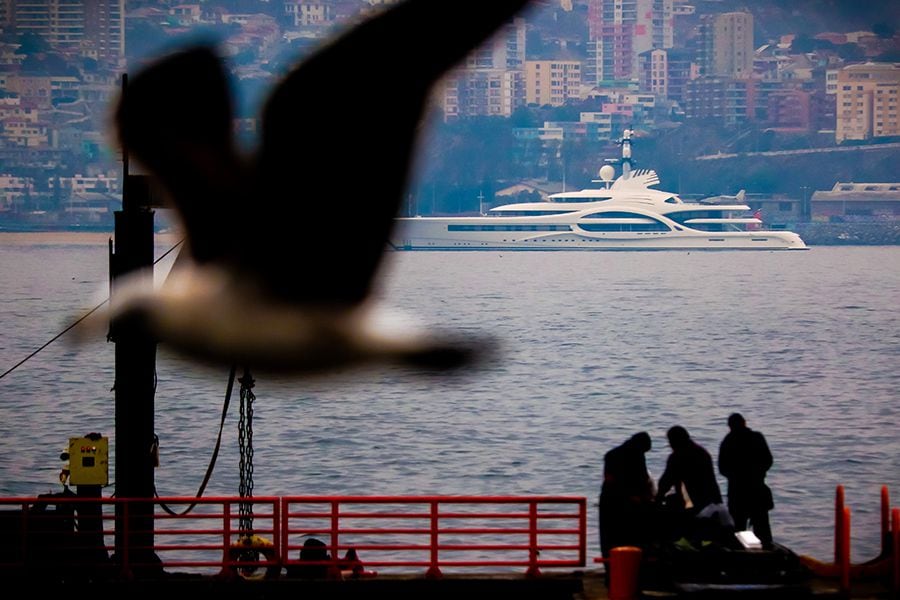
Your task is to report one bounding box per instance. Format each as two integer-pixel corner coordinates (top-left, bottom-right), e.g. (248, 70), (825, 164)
(99, 1), (534, 374)
(115, 46), (246, 266)
(253, 0), (535, 305)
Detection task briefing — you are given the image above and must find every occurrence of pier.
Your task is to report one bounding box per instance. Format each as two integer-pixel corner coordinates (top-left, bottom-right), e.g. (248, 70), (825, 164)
(1, 489), (898, 599)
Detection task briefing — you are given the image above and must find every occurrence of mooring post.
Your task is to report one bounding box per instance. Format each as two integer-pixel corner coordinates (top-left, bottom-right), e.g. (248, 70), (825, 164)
(881, 485), (890, 557)
(608, 546), (642, 600)
(891, 507), (899, 594)
(834, 485), (845, 566)
(839, 506), (851, 594)
(110, 72), (162, 574)
(111, 172), (157, 572)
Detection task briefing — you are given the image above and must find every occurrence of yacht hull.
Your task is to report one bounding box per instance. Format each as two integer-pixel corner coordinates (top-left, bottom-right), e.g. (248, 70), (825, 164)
(390, 219), (808, 251)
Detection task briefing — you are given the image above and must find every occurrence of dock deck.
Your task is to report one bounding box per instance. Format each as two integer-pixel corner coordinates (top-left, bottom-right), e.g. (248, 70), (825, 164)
(19, 570), (898, 599)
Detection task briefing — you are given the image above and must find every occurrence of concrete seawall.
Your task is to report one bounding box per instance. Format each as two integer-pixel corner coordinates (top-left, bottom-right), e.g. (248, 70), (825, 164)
(795, 223), (900, 246)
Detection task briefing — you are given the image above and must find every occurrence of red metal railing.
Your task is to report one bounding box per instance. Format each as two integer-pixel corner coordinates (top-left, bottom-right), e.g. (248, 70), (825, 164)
(828, 484), (900, 595)
(0, 495), (586, 580)
(280, 496), (587, 577)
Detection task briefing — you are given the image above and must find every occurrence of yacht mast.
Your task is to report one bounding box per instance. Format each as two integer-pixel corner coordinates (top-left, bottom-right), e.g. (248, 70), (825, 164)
(621, 127), (633, 180)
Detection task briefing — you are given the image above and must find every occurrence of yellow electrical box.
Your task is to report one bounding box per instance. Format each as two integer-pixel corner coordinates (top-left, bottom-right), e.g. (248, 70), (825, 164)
(68, 436), (109, 486)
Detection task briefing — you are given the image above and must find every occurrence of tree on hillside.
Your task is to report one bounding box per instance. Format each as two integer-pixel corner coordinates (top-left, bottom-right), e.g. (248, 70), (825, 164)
(15, 32), (50, 55)
(125, 20), (172, 64)
(872, 22), (896, 39)
(21, 52), (75, 76)
(836, 43), (865, 61)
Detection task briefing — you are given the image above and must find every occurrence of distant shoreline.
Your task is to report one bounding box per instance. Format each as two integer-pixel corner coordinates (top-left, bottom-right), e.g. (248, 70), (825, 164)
(2, 225), (898, 246)
(0, 230), (182, 246)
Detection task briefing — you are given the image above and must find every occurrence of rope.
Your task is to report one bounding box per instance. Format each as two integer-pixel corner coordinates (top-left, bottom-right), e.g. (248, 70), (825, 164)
(0, 302), (106, 380)
(0, 238), (185, 381)
(156, 364), (236, 516)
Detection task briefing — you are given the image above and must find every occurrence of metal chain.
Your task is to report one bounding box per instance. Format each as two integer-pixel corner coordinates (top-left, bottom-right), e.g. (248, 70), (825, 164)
(238, 369), (255, 535)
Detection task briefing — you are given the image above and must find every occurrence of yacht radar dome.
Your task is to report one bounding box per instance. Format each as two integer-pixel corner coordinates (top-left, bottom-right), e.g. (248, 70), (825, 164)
(598, 164), (615, 183)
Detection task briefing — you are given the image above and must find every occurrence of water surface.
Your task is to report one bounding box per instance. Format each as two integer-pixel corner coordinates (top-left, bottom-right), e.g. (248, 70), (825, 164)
(1, 233), (898, 565)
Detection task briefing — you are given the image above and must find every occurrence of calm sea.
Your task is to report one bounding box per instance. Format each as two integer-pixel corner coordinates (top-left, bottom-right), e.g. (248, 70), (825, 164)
(1, 232), (898, 566)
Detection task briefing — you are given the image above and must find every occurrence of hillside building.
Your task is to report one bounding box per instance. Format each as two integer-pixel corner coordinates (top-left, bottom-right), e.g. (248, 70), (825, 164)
(0, 0), (124, 65)
(585, 0), (674, 86)
(441, 17), (526, 119)
(525, 60), (582, 106)
(698, 12), (754, 79)
(834, 62), (900, 143)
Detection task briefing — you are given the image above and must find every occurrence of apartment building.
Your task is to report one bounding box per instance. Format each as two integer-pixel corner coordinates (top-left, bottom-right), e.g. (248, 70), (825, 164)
(585, 0), (674, 86)
(638, 49), (668, 97)
(442, 17), (526, 118)
(525, 60), (582, 106)
(698, 12), (754, 79)
(284, 1), (332, 27)
(683, 76), (756, 126)
(835, 62), (900, 143)
(0, 174), (33, 209)
(3, 75), (81, 108)
(1, 0), (124, 64)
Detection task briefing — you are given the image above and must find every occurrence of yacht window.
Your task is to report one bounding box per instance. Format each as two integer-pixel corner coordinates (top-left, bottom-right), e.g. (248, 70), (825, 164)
(448, 224), (573, 232)
(578, 221), (670, 232)
(668, 210), (728, 225)
(552, 196), (611, 203)
(664, 197), (679, 204)
(492, 210), (574, 216)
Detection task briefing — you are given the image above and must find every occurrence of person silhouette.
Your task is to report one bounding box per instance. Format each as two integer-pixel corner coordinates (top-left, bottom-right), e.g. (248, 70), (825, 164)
(654, 426), (728, 546)
(718, 413), (774, 546)
(599, 432), (655, 561)
(655, 426), (722, 514)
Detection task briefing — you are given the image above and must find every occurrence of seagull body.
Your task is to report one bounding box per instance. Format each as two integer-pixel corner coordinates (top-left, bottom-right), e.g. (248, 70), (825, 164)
(107, 263), (478, 374)
(94, 0), (534, 374)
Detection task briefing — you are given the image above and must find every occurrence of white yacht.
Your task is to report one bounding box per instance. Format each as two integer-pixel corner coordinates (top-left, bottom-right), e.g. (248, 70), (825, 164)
(391, 130), (807, 251)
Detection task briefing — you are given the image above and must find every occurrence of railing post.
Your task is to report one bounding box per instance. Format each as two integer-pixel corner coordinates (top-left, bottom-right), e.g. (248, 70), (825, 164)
(579, 497), (587, 567)
(526, 500), (540, 577)
(425, 500), (441, 579)
(222, 501), (232, 577)
(272, 498), (282, 572)
(329, 500), (341, 579)
(119, 499), (132, 580)
(840, 506), (851, 595)
(277, 498), (286, 570)
(881, 486), (890, 557)
(892, 508), (899, 595)
(834, 485), (845, 566)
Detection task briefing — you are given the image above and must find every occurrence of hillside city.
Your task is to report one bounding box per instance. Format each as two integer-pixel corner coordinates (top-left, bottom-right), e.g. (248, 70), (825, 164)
(0, 0), (898, 238)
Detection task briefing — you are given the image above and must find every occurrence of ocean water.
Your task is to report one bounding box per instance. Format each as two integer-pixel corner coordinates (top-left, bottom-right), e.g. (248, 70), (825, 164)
(0, 232), (898, 566)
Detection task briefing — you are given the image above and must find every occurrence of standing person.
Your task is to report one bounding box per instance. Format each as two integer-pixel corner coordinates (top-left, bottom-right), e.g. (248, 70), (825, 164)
(655, 426), (722, 514)
(718, 413), (774, 546)
(599, 432), (655, 562)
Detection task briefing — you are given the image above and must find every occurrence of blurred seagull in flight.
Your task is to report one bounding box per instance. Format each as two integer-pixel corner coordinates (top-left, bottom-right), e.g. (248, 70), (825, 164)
(96, 0), (535, 375)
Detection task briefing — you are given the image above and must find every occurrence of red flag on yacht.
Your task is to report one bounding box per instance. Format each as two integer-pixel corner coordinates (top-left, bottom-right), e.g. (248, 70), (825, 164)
(748, 208), (762, 230)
